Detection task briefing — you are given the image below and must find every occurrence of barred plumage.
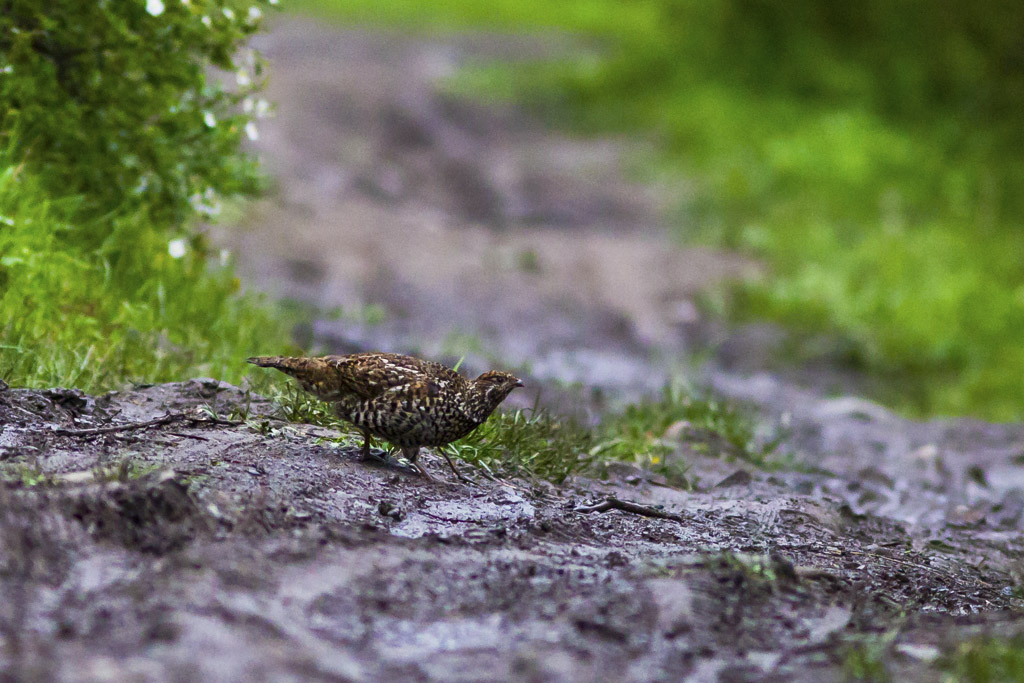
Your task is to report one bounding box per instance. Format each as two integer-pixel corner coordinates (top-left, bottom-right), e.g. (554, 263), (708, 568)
(247, 352), (523, 480)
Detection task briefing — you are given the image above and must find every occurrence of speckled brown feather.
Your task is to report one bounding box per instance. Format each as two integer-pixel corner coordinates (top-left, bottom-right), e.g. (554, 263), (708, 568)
(247, 352), (523, 477)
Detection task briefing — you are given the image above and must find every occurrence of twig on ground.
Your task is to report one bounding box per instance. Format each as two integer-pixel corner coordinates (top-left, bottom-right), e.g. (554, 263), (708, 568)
(166, 431), (210, 442)
(774, 543), (994, 590)
(419, 510), (489, 525)
(845, 548), (993, 589)
(575, 496), (685, 523)
(54, 412), (240, 438)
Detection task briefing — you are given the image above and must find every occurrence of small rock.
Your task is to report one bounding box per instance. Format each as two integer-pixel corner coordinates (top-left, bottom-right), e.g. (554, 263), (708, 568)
(857, 466), (895, 489)
(895, 643), (940, 662)
(993, 488), (1024, 529)
(966, 465), (989, 489)
(377, 500), (404, 520)
(716, 470), (753, 488)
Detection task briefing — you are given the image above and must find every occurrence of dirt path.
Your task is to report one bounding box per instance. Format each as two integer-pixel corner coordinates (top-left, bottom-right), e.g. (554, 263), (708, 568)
(215, 19), (756, 405)
(2, 381), (1021, 682)
(3, 17), (1024, 683)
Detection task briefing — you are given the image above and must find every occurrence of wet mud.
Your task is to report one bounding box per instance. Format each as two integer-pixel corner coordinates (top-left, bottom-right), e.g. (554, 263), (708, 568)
(2, 380), (1022, 681)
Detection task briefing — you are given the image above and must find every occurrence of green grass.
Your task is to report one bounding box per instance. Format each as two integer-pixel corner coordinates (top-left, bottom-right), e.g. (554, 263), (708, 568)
(841, 634), (896, 682)
(0, 156), (297, 392)
(285, 0), (654, 34)
(939, 635), (1024, 683)
(287, 0), (1024, 421)
(255, 373), (772, 483)
(451, 385), (772, 482)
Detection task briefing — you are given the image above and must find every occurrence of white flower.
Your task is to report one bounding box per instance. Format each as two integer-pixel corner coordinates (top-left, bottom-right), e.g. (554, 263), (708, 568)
(0, 65), (12, 75)
(255, 98), (270, 117)
(146, 0), (165, 16)
(203, 111), (216, 127)
(201, 15), (212, 27)
(219, 249), (231, 266)
(222, 7), (235, 20)
(168, 238), (187, 259)
(268, 0), (278, 5)
(190, 187), (223, 217)
(243, 97), (254, 113)
(248, 6), (262, 22)
(245, 121), (259, 141)
(236, 70), (251, 87)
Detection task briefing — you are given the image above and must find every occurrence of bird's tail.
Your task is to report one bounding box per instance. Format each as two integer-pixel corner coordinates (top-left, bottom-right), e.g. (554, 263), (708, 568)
(247, 355), (317, 377)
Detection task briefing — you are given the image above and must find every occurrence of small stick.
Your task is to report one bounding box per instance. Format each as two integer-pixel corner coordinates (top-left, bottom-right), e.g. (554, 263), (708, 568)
(575, 496), (685, 523)
(165, 431), (210, 442)
(773, 543), (993, 590)
(54, 412), (240, 437)
(844, 548), (993, 589)
(419, 510), (489, 525)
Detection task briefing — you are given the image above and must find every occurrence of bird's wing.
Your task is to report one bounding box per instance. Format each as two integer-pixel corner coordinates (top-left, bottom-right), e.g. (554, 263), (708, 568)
(324, 353), (444, 400)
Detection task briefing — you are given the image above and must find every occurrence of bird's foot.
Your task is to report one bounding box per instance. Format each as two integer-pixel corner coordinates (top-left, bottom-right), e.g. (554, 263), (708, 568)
(359, 447), (389, 463)
(437, 450), (471, 484)
(342, 446), (418, 474)
(412, 462), (435, 482)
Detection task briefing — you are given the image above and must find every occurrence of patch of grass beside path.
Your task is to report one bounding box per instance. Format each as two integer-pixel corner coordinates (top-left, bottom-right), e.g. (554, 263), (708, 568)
(289, 0), (1024, 421)
(0, 159), (297, 392)
(253, 374), (773, 484)
(939, 635), (1024, 683)
(285, 0), (654, 34)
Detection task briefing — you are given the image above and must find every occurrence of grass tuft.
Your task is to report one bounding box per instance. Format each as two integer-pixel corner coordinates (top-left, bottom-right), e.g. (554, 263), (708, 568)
(939, 635), (1024, 683)
(0, 156), (297, 392)
(254, 372), (772, 483)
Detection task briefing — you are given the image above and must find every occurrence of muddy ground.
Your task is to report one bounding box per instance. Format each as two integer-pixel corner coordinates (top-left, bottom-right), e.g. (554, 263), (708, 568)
(2, 380), (1023, 682)
(3, 17), (1024, 682)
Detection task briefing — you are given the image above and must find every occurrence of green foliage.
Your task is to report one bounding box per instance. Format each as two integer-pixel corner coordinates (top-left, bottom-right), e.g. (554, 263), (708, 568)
(447, 407), (595, 483)
(0, 0), (271, 227)
(594, 383), (771, 469)
(939, 635), (1024, 683)
(295, 0), (1024, 419)
(0, 1), (295, 391)
(0, 157), (295, 390)
(841, 638), (892, 682)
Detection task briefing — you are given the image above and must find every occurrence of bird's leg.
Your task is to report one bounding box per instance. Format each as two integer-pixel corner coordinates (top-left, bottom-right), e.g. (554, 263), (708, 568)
(360, 428), (374, 461)
(401, 446), (434, 481)
(438, 447), (469, 483)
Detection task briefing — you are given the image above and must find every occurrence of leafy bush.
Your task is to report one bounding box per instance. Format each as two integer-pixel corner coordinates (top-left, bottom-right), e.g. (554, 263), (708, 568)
(0, 0), (294, 391)
(0, 0), (272, 228)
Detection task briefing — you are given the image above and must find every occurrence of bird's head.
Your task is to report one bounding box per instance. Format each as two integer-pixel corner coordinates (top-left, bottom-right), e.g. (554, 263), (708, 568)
(470, 370), (524, 418)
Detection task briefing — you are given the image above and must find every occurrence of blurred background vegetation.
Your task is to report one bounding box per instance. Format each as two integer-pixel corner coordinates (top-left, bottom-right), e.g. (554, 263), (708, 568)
(292, 0), (1024, 421)
(3, 0), (1024, 421)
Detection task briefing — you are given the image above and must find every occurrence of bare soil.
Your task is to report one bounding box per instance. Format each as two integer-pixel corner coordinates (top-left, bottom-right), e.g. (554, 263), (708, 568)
(2, 380), (1022, 682)
(3, 17), (1024, 683)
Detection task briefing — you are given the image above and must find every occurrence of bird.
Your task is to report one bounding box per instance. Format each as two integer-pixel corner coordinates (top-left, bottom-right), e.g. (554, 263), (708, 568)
(247, 352), (523, 481)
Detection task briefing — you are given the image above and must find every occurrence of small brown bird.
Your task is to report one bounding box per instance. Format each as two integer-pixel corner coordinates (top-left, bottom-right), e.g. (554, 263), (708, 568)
(247, 352), (523, 480)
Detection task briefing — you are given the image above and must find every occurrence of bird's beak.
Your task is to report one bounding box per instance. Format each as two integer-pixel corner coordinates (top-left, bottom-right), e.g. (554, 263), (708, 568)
(515, 379), (525, 388)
